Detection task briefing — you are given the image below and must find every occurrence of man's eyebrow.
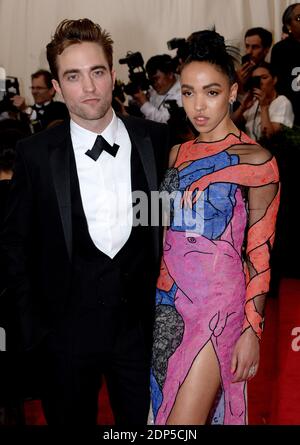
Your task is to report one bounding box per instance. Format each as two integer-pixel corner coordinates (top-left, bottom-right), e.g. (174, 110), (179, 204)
(62, 65), (108, 76)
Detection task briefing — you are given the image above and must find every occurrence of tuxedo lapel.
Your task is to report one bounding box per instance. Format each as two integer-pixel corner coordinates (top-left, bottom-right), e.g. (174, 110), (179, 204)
(119, 115), (160, 263)
(120, 116), (158, 192)
(49, 127), (72, 261)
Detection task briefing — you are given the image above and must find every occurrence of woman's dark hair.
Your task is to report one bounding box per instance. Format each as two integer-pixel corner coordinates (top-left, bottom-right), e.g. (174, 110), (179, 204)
(183, 30), (238, 85)
(253, 61), (277, 78)
(0, 123), (30, 171)
(0, 145), (15, 171)
(282, 3), (300, 27)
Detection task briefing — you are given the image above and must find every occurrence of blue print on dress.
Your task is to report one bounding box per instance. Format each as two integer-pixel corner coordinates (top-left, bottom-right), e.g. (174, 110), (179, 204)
(171, 152), (239, 239)
(156, 283), (177, 306)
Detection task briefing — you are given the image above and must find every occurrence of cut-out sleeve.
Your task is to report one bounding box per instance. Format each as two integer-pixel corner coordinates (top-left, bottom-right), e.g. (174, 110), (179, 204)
(242, 154), (280, 339)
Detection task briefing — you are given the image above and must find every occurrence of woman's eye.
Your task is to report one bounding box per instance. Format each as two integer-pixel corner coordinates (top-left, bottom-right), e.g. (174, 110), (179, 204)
(182, 90), (192, 97)
(208, 90), (218, 96)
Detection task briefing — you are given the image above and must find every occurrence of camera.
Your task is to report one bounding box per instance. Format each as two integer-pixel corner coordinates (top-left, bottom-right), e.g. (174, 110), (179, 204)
(113, 79), (126, 103)
(167, 38), (186, 51)
(119, 51), (150, 96)
(241, 54), (251, 65)
(244, 75), (261, 92)
(167, 37), (190, 68)
(0, 66), (20, 114)
(164, 100), (186, 124)
(163, 99), (181, 114)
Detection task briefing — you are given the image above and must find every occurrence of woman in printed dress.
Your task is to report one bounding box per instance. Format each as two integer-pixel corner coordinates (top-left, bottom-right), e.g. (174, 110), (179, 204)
(150, 30), (280, 425)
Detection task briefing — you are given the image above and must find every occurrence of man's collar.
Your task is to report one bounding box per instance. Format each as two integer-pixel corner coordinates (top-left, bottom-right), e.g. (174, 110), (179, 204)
(70, 109), (118, 146)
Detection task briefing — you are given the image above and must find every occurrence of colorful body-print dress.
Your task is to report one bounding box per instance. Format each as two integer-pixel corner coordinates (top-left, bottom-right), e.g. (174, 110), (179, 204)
(150, 132), (280, 425)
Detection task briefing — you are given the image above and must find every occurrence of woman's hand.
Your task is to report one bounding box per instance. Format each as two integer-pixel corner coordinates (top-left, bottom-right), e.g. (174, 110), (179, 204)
(231, 328), (260, 383)
(252, 88), (269, 108)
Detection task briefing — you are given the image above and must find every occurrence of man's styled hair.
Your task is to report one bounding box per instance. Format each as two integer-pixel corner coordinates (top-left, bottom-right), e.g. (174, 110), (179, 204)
(46, 18), (114, 81)
(244, 27), (273, 49)
(31, 69), (53, 89)
(146, 54), (175, 77)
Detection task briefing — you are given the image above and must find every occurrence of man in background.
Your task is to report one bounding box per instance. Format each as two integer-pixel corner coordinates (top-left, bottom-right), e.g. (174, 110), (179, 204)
(133, 54), (182, 123)
(237, 27), (273, 91)
(11, 69), (69, 132)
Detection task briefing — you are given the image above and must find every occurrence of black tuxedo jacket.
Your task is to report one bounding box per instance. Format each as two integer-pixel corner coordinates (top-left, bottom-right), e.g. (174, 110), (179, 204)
(0, 115), (169, 351)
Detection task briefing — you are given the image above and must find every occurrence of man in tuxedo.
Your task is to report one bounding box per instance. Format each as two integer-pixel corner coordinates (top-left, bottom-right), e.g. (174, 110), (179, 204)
(0, 18), (169, 425)
(11, 69), (69, 133)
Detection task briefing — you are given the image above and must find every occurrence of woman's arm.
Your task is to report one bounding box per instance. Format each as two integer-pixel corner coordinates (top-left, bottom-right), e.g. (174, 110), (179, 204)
(231, 148), (280, 382)
(231, 92), (255, 125)
(253, 88), (282, 139)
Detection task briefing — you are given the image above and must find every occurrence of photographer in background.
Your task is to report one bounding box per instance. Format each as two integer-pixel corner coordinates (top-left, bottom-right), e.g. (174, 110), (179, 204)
(232, 62), (294, 141)
(237, 27), (273, 94)
(133, 54), (182, 123)
(11, 69), (69, 133)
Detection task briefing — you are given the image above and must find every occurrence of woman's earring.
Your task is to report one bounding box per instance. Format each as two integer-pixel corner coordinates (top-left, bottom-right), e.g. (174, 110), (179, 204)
(229, 100), (234, 114)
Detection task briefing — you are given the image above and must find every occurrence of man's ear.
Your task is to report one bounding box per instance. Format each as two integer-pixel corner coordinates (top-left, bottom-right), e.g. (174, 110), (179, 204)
(111, 69), (116, 88)
(49, 85), (56, 98)
(52, 79), (62, 96)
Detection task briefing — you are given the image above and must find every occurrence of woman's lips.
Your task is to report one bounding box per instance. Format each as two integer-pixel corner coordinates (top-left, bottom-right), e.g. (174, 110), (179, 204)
(194, 116), (209, 126)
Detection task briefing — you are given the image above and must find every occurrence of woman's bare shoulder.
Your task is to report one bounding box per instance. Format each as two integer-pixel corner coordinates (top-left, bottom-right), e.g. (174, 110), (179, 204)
(169, 144), (181, 168)
(244, 144), (273, 165)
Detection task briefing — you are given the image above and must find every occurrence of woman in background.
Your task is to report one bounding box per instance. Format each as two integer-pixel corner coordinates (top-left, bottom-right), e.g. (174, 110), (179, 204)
(232, 62), (294, 141)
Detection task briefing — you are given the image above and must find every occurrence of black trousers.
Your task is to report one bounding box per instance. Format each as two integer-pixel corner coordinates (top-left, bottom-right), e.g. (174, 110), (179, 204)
(40, 305), (151, 426)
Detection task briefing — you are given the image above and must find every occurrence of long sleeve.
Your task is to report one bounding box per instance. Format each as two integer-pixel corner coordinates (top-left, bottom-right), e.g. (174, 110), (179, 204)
(140, 100), (171, 123)
(140, 79), (182, 124)
(242, 162), (280, 339)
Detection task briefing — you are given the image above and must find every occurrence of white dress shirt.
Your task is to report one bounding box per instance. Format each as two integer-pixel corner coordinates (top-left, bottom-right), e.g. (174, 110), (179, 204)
(140, 76), (182, 123)
(71, 111), (132, 259)
(244, 95), (294, 140)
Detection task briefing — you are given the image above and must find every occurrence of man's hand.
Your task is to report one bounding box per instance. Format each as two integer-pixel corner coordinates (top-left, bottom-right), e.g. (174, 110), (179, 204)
(231, 328), (260, 383)
(10, 95), (27, 111)
(236, 61), (256, 89)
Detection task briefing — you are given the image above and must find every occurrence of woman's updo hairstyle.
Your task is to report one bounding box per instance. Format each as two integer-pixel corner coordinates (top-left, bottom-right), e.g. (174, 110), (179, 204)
(183, 30), (238, 85)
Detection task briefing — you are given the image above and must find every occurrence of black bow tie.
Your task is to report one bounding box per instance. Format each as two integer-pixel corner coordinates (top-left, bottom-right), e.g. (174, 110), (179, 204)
(85, 135), (120, 161)
(33, 104), (45, 114)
